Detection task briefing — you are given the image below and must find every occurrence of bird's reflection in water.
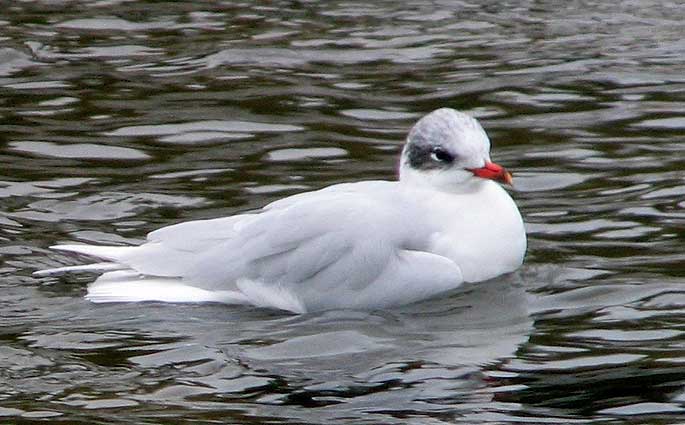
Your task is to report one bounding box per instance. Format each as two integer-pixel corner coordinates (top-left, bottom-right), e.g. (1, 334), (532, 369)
(221, 274), (532, 390)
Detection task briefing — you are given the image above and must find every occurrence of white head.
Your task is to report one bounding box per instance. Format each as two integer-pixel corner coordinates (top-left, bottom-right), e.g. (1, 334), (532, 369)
(399, 108), (512, 191)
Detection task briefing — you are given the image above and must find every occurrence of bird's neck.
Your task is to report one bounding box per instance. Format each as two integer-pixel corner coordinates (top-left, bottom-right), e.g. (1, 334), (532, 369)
(398, 164), (485, 195)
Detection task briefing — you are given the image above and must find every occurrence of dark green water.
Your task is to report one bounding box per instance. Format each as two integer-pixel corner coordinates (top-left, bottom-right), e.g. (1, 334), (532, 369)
(1, 1), (685, 423)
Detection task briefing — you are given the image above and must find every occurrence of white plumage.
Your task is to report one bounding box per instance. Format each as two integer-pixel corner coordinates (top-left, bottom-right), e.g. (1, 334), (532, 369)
(35, 108), (526, 313)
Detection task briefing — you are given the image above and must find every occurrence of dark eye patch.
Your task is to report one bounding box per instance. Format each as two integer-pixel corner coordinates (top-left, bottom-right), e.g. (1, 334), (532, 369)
(406, 143), (456, 170)
(431, 147), (454, 163)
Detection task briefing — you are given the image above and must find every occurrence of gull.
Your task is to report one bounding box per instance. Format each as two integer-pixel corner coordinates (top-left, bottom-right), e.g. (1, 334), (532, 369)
(35, 108), (526, 313)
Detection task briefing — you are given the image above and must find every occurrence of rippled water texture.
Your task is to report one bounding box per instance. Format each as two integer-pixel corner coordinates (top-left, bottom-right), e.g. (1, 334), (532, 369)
(2, 1), (685, 424)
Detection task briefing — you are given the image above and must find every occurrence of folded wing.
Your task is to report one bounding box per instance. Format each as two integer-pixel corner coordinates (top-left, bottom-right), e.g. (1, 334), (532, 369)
(36, 181), (465, 312)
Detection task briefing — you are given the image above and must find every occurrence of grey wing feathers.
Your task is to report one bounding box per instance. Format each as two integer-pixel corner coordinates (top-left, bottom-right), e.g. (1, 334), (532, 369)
(183, 185), (440, 299)
(36, 181), (460, 304)
(146, 215), (247, 250)
(181, 193), (392, 289)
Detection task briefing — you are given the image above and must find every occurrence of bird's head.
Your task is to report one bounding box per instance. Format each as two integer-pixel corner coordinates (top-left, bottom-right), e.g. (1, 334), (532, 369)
(399, 108), (512, 192)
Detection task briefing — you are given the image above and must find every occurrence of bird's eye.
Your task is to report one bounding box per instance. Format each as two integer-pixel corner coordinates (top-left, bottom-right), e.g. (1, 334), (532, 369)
(430, 147), (454, 163)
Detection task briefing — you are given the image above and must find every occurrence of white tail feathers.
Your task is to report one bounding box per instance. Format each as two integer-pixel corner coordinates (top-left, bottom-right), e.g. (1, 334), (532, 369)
(85, 271), (248, 304)
(35, 244), (249, 305)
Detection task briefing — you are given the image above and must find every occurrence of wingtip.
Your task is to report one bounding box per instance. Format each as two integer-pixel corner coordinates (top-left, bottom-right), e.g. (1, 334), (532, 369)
(33, 262), (126, 277)
(33, 267), (67, 277)
(50, 244), (86, 252)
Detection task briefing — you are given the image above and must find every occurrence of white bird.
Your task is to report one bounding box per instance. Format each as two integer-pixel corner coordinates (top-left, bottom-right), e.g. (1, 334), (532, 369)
(35, 108), (526, 313)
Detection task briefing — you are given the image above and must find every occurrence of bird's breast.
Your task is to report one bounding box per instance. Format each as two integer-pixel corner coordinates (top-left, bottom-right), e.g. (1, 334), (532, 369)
(421, 182), (526, 282)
